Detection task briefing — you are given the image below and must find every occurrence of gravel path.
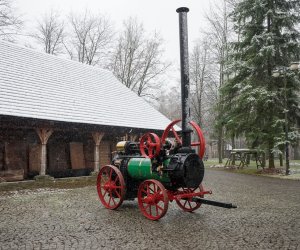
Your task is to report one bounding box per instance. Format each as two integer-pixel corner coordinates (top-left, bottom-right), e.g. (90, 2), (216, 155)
(0, 170), (299, 250)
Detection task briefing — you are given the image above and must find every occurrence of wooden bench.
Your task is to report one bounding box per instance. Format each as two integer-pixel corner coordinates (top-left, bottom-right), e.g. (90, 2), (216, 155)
(225, 149), (265, 169)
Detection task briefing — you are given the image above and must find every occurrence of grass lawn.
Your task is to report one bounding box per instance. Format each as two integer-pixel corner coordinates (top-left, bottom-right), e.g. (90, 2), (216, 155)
(204, 158), (300, 180)
(204, 158), (300, 169)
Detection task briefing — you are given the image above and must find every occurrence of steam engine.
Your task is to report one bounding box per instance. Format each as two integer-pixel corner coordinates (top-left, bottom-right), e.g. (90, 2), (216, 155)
(112, 126), (205, 198)
(96, 7), (236, 220)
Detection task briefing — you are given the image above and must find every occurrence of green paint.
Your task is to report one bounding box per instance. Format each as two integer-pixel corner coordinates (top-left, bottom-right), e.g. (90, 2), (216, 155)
(127, 158), (170, 182)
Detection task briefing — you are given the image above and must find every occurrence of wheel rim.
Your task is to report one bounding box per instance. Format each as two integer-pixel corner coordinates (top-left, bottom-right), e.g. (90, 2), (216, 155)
(138, 179), (169, 220)
(96, 165), (125, 210)
(175, 184), (204, 212)
(161, 120), (206, 159)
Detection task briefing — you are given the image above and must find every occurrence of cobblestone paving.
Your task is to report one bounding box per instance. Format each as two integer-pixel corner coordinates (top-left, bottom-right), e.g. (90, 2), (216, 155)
(0, 170), (299, 250)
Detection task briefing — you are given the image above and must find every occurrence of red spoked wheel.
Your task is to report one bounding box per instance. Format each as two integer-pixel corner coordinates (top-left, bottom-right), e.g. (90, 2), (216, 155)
(96, 165), (125, 210)
(138, 179), (169, 220)
(161, 119), (206, 158)
(139, 133), (161, 159)
(175, 184), (204, 212)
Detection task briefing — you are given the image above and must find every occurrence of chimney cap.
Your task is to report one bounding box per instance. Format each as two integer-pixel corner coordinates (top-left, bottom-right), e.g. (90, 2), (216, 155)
(176, 7), (189, 13)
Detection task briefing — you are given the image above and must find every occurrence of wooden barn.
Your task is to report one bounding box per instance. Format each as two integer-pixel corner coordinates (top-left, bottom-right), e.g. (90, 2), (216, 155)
(0, 41), (172, 181)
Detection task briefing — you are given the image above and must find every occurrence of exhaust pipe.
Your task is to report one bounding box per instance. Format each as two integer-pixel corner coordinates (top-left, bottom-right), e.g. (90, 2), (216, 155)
(176, 7), (192, 149)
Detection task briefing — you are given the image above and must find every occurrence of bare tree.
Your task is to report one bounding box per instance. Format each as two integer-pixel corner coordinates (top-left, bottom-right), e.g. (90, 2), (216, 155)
(108, 17), (169, 98)
(66, 10), (114, 66)
(157, 86), (181, 120)
(190, 38), (216, 127)
(0, 0), (22, 40)
(202, 0), (235, 163)
(32, 10), (65, 54)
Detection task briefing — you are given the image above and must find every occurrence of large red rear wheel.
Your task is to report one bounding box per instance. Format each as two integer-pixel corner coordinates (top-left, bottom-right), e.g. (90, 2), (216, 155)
(96, 165), (125, 210)
(175, 184), (204, 212)
(138, 179), (169, 220)
(161, 119), (206, 158)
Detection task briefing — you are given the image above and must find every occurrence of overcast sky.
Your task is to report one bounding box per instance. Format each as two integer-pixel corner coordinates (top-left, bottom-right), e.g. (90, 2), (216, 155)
(15, 0), (216, 86)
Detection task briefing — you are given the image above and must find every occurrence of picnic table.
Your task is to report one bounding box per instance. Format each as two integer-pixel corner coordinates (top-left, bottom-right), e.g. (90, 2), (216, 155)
(225, 149), (265, 169)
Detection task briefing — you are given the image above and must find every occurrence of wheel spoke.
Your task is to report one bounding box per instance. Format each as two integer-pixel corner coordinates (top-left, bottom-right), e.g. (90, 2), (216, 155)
(113, 189), (121, 199)
(111, 196), (117, 206)
(183, 200), (188, 207)
(148, 185), (154, 194)
(102, 189), (108, 197)
(148, 144), (154, 151)
(104, 167), (109, 176)
(144, 203), (151, 211)
(155, 205), (159, 215)
(114, 176), (119, 183)
(109, 168), (113, 179)
(108, 194), (112, 206)
(141, 188), (148, 196)
(102, 175), (109, 183)
(147, 184), (150, 194)
(148, 149), (153, 158)
(172, 127), (182, 143)
(156, 204), (164, 211)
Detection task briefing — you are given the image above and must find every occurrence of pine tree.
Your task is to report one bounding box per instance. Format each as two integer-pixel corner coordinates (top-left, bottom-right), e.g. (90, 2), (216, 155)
(220, 0), (300, 168)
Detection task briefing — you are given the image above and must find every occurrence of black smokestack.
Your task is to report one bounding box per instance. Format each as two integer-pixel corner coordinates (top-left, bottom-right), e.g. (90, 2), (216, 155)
(176, 7), (191, 148)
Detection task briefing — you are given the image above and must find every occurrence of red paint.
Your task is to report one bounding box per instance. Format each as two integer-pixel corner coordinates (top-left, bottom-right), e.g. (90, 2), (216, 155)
(96, 165), (126, 210)
(174, 184), (205, 212)
(137, 179), (169, 220)
(139, 133), (161, 159)
(161, 120), (206, 159)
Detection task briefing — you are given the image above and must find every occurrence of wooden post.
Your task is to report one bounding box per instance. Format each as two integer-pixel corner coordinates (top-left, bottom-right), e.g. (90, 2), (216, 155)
(92, 132), (105, 172)
(36, 128), (53, 176)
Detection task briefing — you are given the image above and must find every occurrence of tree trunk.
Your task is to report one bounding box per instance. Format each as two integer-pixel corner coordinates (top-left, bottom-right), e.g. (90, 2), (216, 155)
(231, 135), (235, 165)
(269, 153), (275, 168)
(218, 126), (223, 164)
(268, 140), (275, 168)
(246, 154), (250, 165)
(261, 152), (266, 168)
(293, 141), (300, 160)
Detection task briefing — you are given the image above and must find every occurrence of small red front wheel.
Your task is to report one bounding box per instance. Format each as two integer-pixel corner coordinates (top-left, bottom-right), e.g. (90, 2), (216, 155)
(96, 165), (125, 210)
(138, 179), (169, 220)
(175, 184), (205, 212)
